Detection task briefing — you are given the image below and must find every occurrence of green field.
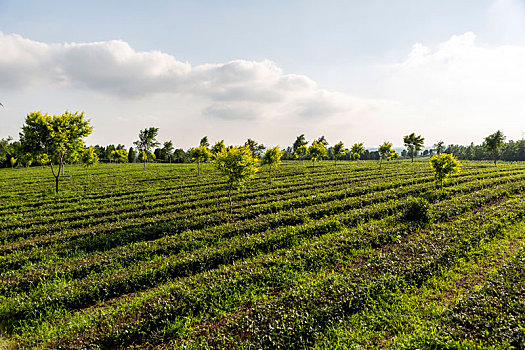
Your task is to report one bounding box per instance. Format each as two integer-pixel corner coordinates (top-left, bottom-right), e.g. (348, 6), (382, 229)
(0, 161), (524, 349)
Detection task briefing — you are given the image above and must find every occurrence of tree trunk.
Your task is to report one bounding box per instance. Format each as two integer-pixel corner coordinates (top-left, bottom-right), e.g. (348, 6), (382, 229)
(143, 159), (146, 170)
(197, 161), (200, 176)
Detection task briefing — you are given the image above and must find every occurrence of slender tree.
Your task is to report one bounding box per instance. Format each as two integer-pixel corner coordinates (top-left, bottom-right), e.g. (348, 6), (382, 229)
(19, 111), (93, 193)
(200, 136), (210, 148)
(378, 141), (398, 169)
(211, 140), (226, 158)
(307, 141), (327, 169)
(261, 146), (283, 182)
(403, 133), (425, 162)
(245, 138), (266, 158)
(429, 153), (461, 190)
(190, 145), (212, 176)
(81, 146), (99, 175)
(332, 141), (345, 165)
(128, 147), (136, 163)
(483, 130), (506, 166)
(160, 141), (173, 163)
(292, 134), (308, 153)
(351, 143), (365, 160)
(434, 141), (445, 155)
(134, 127), (160, 170)
(111, 149), (128, 165)
(214, 146), (258, 214)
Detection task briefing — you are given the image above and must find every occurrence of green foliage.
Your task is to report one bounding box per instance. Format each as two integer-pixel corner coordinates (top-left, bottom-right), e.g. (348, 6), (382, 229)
(351, 142), (365, 160)
(244, 138), (266, 158)
(307, 141), (327, 167)
(261, 146), (283, 182)
(81, 146), (99, 174)
(434, 141), (445, 155)
(292, 134), (308, 153)
(211, 140), (226, 157)
(214, 146), (258, 213)
(190, 145), (212, 175)
(10, 156), (17, 168)
(403, 133), (425, 162)
(134, 127), (159, 169)
(483, 130), (506, 165)
(294, 144), (307, 159)
(199, 136), (210, 148)
(332, 141), (345, 165)
(401, 196), (430, 223)
(378, 141), (398, 168)
(19, 110), (93, 192)
(110, 149), (128, 164)
(429, 153), (462, 189)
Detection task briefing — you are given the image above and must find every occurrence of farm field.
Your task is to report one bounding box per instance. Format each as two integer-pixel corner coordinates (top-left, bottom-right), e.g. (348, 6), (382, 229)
(0, 160), (524, 349)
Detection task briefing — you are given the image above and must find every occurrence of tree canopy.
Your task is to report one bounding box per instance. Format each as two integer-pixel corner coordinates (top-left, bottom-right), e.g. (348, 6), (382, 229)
(378, 141), (398, 169)
(134, 127), (159, 169)
(190, 145), (212, 176)
(332, 141), (345, 165)
(19, 111), (93, 193)
(307, 141), (327, 168)
(351, 143), (365, 160)
(429, 153), (462, 189)
(261, 146), (283, 182)
(403, 133), (425, 162)
(483, 130), (505, 166)
(214, 146), (258, 213)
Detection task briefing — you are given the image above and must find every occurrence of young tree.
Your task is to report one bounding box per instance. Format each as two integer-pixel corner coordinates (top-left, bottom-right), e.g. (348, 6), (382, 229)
(351, 142), (365, 160)
(332, 141), (345, 165)
(214, 146), (258, 214)
(19, 111), (93, 193)
(294, 144), (307, 160)
(403, 133), (425, 162)
(134, 127), (160, 170)
(429, 153), (461, 190)
(244, 138), (266, 158)
(111, 149), (128, 165)
(307, 141), (327, 168)
(0, 137), (14, 166)
(315, 136), (329, 147)
(10, 156), (17, 168)
(128, 147), (136, 163)
(483, 130), (506, 166)
(292, 134), (308, 153)
(81, 146), (99, 175)
(211, 140), (226, 158)
(162, 141), (174, 163)
(378, 141), (398, 169)
(190, 145), (212, 176)
(36, 153), (49, 168)
(20, 152), (33, 168)
(434, 141), (445, 155)
(200, 136), (210, 148)
(261, 146), (283, 182)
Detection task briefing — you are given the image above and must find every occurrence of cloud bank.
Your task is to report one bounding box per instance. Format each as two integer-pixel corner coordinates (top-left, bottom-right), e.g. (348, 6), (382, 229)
(0, 32), (353, 122)
(1, 31), (525, 146)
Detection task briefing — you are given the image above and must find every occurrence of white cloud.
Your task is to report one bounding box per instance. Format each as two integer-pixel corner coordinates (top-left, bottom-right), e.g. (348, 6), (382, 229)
(2, 31), (525, 147)
(0, 32), (351, 123)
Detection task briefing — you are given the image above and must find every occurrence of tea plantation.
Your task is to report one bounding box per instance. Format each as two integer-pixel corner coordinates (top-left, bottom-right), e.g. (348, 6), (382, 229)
(0, 161), (523, 349)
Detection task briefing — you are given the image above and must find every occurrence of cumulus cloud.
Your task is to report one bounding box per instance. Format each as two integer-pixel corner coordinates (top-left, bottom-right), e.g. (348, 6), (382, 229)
(2, 31), (525, 146)
(0, 32), (351, 122)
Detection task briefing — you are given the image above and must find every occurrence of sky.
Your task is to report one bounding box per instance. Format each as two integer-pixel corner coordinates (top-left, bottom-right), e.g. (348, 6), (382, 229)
(1, 0), (525, 149)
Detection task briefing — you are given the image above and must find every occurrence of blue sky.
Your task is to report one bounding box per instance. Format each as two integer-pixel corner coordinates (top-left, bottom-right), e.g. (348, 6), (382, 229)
(1, 0), (525, 148)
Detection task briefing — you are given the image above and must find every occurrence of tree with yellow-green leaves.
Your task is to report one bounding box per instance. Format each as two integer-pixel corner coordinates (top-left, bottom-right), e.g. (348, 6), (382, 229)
(429, 153), (461, 190)
(378, 141), (398, 169)
(81, 146), (99, 175)
(19, 111), (93, 193)
(190, 145), (212, 176)
(307, 141), (327, 169)
(214, 146), (258, 214)
(261, 146), (283, 182)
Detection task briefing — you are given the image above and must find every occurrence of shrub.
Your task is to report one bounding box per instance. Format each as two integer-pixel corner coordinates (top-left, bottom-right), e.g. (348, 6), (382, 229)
(401, 196), (430, 223)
